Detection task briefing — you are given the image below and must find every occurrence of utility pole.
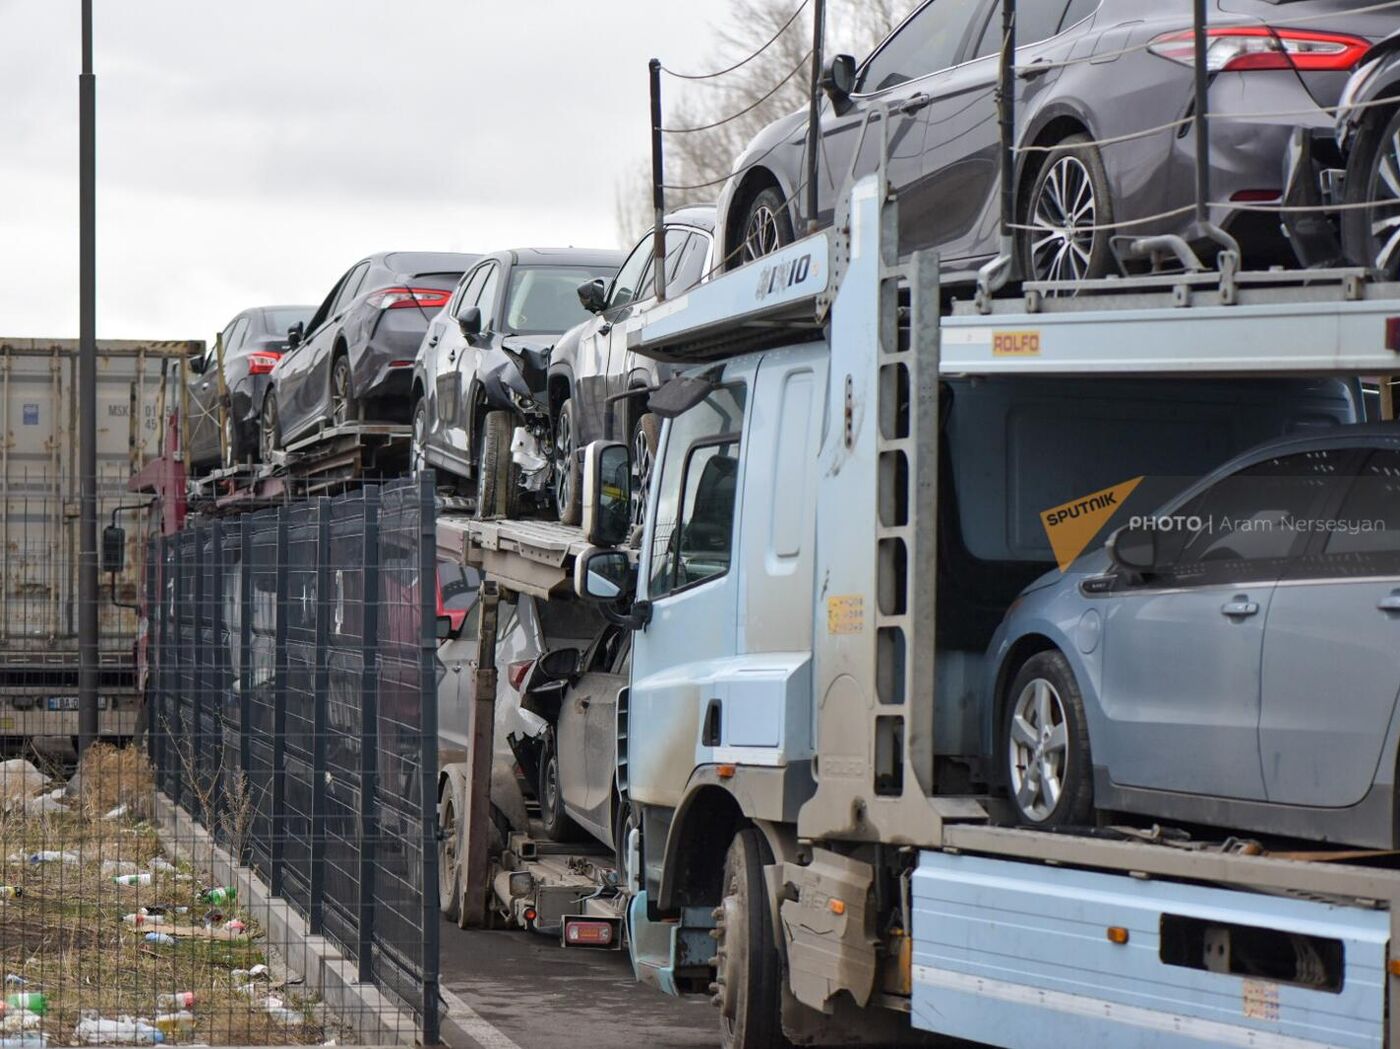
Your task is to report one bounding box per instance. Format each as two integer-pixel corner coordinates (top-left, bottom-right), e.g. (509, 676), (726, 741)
(805, 0), (825, 232)
(78, 0), (99, 755)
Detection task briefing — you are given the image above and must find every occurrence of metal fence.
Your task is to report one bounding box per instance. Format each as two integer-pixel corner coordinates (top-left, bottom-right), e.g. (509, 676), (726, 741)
(146, 474), (439, 1042)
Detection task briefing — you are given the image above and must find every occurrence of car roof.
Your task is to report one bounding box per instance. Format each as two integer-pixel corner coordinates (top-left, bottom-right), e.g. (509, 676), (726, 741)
(377, 251), (480, 275)
(476, 247), (626, 268)
(252, 304), (316, 314)
(664, 204), (717, 233)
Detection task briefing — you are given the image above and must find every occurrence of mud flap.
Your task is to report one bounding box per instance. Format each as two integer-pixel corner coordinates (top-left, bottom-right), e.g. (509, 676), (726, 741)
(779, 849), (878, 1013)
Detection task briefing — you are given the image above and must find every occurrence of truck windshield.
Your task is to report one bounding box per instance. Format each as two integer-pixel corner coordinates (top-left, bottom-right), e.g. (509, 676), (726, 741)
(647, 385), (747, 598)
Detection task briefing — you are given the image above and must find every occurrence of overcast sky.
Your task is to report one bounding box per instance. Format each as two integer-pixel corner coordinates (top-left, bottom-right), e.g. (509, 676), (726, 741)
(0, 1), (742, 342)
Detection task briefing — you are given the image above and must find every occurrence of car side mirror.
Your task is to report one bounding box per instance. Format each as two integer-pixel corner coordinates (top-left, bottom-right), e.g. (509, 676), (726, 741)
(581, 441), (631, 547)
(102, 525), (126, 574)
(538, 647), (583, 682)
(577, 278), (608, 314)
(457, 305), (482, 339)
(821, 54), (856, 109)
(436, 614), (456, 641)
(575, 547), (634, 603)
(1107, 525), (1160, 575)
(287, 321), (304, 350)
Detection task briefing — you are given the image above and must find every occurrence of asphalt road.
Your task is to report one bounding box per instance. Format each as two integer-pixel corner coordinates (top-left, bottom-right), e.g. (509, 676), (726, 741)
(438, 918), (717, 1049)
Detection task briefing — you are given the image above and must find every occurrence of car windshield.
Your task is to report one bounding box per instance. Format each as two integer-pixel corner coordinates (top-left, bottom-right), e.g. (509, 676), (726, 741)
(261, 308), (313, 334)
(504, 265), (618, 334)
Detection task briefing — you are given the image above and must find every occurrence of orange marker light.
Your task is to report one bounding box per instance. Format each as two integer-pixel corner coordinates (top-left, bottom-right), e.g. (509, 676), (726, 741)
(1388, 958), (1400, 977)
(829, 899), (846, 916)
(716, 764), (736, 779)
(1107, 926), (1129, 945)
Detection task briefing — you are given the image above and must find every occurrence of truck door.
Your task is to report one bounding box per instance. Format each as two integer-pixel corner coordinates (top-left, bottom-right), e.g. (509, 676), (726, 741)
(627, 371), (752, 812)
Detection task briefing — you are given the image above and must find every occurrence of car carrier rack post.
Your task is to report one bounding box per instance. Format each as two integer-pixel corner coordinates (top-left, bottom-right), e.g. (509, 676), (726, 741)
(607, 172), (1400, 1049)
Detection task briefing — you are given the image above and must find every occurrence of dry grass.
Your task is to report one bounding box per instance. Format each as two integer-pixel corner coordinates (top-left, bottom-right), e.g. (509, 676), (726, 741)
(0, 746), (328, 1046)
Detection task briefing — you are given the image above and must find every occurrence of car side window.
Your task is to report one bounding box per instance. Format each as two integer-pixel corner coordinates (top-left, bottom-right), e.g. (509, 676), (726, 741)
(973, 0), (1072, 60)
(647, 385), (747, 599)
(330, 261), (370, 317)
(476, 263), (501, 332)
(1059, 0), (1098, 30)
(672, 232), (711, 293)
(1316, 449), (1400, 573)
(1148, 450), (1352, 587)
(225, 316), (250, 356)
(609, 238), (654, 310)
(454, 266), (489, 317)
(858, 0), (987, 93)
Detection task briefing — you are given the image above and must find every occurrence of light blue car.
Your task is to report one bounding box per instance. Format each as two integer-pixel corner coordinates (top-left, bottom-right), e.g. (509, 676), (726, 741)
(987, 425), (1400, 847)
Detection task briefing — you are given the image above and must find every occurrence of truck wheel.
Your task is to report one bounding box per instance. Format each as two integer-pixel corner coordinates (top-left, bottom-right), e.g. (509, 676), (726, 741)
(1004, 650), (1094, 827)
(438, 789), (462, 924)
(554, 397), (582, 525)
(537, 736), (581, 843)
(474, 410), (519, 519)
(715, 828), (788, 1049)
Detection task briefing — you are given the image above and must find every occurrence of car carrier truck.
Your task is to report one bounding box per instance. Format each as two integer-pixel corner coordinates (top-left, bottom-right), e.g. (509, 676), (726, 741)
(1, 337), (195, 757)
(434, 168), (1400, 1049)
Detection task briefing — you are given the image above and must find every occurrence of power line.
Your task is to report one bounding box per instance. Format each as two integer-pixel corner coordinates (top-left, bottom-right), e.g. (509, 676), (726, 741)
(659, 0), (810, 81)
(661, 48), (813, 134)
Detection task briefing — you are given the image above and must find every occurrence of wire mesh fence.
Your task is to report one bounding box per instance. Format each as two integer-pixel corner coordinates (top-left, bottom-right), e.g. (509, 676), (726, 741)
(0, 474), (438, 1047)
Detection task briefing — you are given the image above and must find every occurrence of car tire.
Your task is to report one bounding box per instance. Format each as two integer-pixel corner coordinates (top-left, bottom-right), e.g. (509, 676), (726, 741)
(1342, 104), (1400, 278)
(474, 409), (519, 519)
(537, 735), (582, 843)
(612, 795), (637, 882)
(715, 828), (789, 1049)
(1020, 133), (1115, 284)
(259, 392), (281, 461)
(1003, 650), (1095, 828)
(411, 398), (430, 478)
(731, 185), (795, 271)
(554, 397), (582, 526)
(631, 411), (660, 530)
(438, 788), (462, 924)
(222, 410), (243, 470)
(330, 355), (357, 427)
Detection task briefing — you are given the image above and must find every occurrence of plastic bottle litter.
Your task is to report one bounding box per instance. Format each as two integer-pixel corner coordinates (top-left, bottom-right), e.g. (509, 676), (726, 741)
(24, 852), (78, 866)
(122, 912), (168, 928)
(199, 887), (236, 905)
(152, 1012), (194, 1036)
(2, 978), (23, 987)
(0, 888), (22, 900)
(223, 919), (246, 934)
(143, 932), (176, 946)
(5, 995), (45, 1017)
(148, 858), (177, 873)
(73, 1016), (164, 1045)
(0, 1011), (40, 1032)
(102, 804), (128, 820)
(154, 993), (194, 1011)
(100, 860), (139, 876)
(113, 873), (153, 887)
(260, 996), (300, 1026)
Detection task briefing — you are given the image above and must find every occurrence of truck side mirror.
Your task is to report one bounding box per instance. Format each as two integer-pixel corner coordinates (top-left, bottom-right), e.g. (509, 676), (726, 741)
(575, 548), (633, 603)
(102, 525), (126, 574)
(1107, 525), (1159, 575)
(581, 441), (631, 547)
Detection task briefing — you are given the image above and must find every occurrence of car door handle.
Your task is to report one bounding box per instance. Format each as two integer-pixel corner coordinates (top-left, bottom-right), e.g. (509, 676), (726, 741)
(428, 334), (440, 348)
(598, 322), (613, 337)
(1221, 598), (1260, 618)
(1378, 592), (1400, 613)
(1018, 57), (1056, 81)
(899, 92), (931, 115)
(579, 698), (590, 710)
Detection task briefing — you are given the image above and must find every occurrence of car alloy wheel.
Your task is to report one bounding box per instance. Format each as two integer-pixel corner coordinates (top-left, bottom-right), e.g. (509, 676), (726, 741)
(411, 400), (428, 476)
(1364, 117), (1400, 277)
(554, 399), (575, 518)
(331, 357), (354, 426)
(631, 413), (659, 529)
(260, 395), (280, 461)
(1007, 677), (1071, 823)
(1029, 156), (1098, 283)
(743, 205), (782, 263)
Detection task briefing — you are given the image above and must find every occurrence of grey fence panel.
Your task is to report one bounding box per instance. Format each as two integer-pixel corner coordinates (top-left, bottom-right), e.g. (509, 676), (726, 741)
(146, 478), (435, 1040)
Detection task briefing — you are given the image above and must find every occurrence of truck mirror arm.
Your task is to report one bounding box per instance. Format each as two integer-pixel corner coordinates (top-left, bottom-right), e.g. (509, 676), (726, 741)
(598, 597), (651, 631)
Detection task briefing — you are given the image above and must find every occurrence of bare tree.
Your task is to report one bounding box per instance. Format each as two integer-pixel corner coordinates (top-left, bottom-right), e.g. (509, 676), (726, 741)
(615, 0), (912, 244)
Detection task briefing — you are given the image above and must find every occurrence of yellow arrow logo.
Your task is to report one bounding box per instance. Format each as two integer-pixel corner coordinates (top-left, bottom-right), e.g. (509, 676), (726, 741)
(1040, 477), (1144, 572)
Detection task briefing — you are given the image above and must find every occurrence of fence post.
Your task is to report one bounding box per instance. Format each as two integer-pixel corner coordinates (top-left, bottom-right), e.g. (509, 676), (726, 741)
(145, 539), (158, 767)
(238, 519), (254, 863)
(417, 472), (441, 1045)
(191, 527), (207, 819)
(308, 497), (332, 934)
(356, 486), (381, 982)
(270, 506), (290, 897)
(211, 519), (225, 825)
(170, 536), (184, 807)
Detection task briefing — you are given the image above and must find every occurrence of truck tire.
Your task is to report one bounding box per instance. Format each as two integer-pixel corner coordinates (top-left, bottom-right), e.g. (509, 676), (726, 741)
(474, 410), (519, 519)
(1003, 649), (1095, 827)
(438, 789), (463, 924)
(716, 828), (789, 1049)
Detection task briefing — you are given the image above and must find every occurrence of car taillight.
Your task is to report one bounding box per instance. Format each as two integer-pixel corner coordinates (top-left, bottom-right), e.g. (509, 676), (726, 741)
(508, 660), (534, 693)
(247, 351), (282, 374)
(1148, 27), (1370, 73)
(365, 286), (452, 310)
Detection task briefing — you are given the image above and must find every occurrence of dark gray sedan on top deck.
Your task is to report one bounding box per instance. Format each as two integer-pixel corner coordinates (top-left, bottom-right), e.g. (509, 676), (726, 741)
(261, 250), (477, 458)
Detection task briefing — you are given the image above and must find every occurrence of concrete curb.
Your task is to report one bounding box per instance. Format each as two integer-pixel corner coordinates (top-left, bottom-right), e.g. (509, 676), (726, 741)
(153, 795), (421, 1047)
